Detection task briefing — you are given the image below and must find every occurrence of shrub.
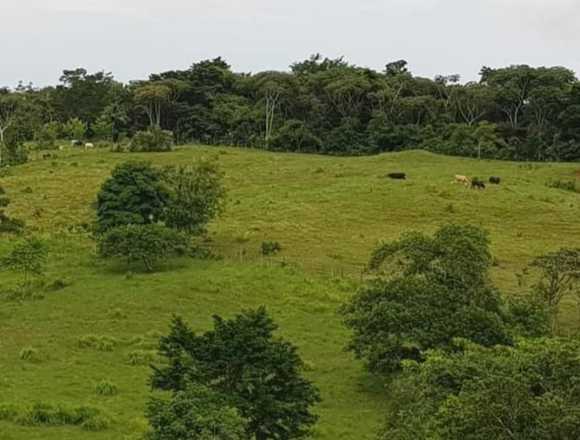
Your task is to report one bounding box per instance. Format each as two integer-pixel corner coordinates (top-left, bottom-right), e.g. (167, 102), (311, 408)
(0, 402), (110, 431)
(96, 161), (171, 233)
(34, 122), (61, 149)
(1, 237), (48, 287)
(546, 179), (578, 193)
(63, 118), (87, 140)
(97, 224), (189, 272)
(146, 384), (248, 440)
(95, 380), (119, 396)
(163, 158), (226, 234)
(261, 240), (282, 256)
(129, 128), (173, 152)
(127, 349), (156, 366)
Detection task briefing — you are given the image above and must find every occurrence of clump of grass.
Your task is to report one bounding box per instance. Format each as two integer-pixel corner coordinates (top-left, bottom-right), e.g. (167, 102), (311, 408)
(546, 179), (578, 193)
(78, 335), (119, 352)
(109, 308), (127, 319)
(261, 240), (282, 256)
(127, 350), (156, 366)
(444, 203), (456, 213)
(95, 380), (119, 396)
(45, 278), (71, 292)
(0, 402), (110, 431)
(19, 347), (40, 362)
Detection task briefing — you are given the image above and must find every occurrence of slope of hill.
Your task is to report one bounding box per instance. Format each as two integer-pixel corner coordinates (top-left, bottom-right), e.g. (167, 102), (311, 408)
(1, 147), (579, 439)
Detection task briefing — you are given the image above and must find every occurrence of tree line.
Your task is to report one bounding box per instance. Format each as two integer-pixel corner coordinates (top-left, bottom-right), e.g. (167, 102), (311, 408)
(2, 55), (580, 164)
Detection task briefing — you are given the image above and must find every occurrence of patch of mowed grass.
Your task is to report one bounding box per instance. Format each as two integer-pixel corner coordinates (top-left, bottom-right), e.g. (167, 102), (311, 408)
(1, 147), (579, 439)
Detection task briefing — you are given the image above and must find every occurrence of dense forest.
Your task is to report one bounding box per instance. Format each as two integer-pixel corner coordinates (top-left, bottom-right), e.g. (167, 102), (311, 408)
(2, 55), (580, 165)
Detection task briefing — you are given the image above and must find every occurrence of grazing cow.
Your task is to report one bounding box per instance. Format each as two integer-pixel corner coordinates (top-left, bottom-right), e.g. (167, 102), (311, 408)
(387, 172), (406, 180)
(471, 179), (486, 190)
(71, 139), (83, 147)
(84, 143), (95, 150)
(454, 175), (471, 186)
(489, 176), (501, 184)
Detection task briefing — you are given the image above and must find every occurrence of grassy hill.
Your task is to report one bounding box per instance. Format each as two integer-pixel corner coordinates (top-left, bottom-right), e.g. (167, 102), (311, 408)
(1, 146), (579, 439)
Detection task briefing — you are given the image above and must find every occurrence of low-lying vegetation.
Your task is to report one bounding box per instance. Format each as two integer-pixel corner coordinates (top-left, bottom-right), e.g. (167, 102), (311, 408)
(0, 402), (111, 432)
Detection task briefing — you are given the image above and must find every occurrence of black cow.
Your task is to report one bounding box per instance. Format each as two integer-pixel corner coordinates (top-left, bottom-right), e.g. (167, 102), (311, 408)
(489, 176), (501, 184)
(471, 179), (486, 190)
(386, 172), (407, 180)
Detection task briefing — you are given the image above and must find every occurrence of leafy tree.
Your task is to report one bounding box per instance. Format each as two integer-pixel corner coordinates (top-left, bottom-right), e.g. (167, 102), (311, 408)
(63, 117), (87, 140)
(151, 308), (321, 440)
(52, 68), (118, 125)
(146, 384), (247, 440)
(383, 338), (580, 440)
(268, 120), (322, 153)
(529, 248), (580, 331)
(342, 225), (512, 374)
(0, 93), (19, 167)
(97, 224), (188, 272)
(135, 83), (173, 128)
(163, 158), (226, 234)
(1, 237), (48, 287)
(96, 161), (171, 232)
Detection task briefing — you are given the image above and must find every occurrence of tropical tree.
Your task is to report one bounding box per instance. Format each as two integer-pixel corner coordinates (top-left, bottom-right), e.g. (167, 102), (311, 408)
(151, 308), (321, 440)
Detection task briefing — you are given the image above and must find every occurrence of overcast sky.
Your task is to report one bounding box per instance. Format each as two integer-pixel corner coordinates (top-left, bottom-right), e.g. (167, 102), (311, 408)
(2, 0), (580, 87)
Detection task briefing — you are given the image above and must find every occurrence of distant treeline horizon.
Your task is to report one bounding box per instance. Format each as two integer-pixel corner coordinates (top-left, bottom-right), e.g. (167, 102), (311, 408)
(2, 54), (580, 161)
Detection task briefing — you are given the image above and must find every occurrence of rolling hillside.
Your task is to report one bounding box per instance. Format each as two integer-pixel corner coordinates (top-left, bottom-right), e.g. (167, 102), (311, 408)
(1, 147), (579, 439)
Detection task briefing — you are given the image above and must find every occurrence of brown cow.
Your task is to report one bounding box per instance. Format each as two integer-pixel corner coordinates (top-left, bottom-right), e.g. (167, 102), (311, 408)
(454, 175), (471, 187)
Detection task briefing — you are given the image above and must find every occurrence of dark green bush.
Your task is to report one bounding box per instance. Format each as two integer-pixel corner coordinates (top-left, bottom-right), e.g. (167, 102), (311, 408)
(97, 224), (189, 272)
(261, 240), (282, 256)
(129, 128), (173, 152)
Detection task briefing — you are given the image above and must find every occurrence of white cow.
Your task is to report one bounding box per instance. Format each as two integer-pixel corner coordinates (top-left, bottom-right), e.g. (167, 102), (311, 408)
(84, 143), (95, 150)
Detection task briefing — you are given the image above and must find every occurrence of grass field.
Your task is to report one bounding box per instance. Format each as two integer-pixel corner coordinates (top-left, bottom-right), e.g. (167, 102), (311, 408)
(1, 146), (579, 439)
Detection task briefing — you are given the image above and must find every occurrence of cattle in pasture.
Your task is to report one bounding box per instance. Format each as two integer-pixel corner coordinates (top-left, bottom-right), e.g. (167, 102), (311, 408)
(489, 176), (501, 184)
(471, 179), (486, 190)
(84, 143), (95, 150)
(71, 139), (83, 147)
(387, 172), (407, 180)
(454, 175), (471, 186)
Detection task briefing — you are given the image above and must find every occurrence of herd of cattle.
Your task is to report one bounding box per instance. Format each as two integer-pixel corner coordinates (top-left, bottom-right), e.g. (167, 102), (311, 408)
(386, 172), (501, 189)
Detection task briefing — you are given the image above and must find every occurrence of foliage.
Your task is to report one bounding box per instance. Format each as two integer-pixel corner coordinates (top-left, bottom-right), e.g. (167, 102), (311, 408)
(151, 308), (321, 440)
(95, 380), (119, 396)
(529, 248), (580, 330)
(97, 224), (189, 272)
(261, 240), (282, 256)
(382, 338), (580, 440)
(545, 178), (578, 193)
(0, 401), (110, 431)
(146, 384), (248, 440)
(163, 158), (226, 234)
(2, 60), (580, 160)
(1, 237), (48, 286)
(96, 161), (171, 232)
(268, 120), (322, 153)
(63, 118), (87, 140)
(342, 225), (511, 374)
(129, 128), (174, 152)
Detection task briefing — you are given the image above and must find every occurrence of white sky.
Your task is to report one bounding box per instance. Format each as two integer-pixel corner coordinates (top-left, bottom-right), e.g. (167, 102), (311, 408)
(1, 0), (579, 87)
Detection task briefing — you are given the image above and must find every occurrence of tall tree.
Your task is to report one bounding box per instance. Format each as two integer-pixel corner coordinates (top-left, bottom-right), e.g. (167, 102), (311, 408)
(151, 308), (321, 440)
